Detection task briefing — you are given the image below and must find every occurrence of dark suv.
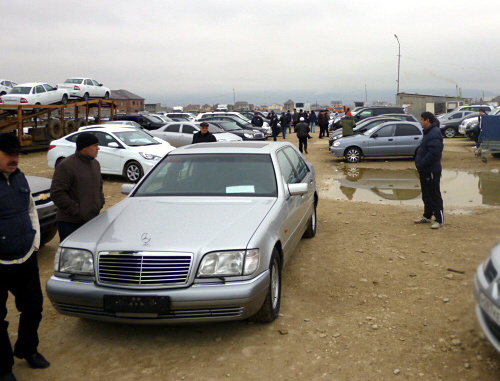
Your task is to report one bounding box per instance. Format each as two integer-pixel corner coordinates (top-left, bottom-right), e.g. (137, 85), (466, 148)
(114, 114), (167, 130)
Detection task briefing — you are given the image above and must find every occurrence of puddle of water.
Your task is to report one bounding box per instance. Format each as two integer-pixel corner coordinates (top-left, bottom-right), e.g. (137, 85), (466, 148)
(323, 167), (500, 211)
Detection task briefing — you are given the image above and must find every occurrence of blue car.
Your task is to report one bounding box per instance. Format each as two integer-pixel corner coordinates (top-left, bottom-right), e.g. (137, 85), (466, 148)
(330, 121), (423, 163)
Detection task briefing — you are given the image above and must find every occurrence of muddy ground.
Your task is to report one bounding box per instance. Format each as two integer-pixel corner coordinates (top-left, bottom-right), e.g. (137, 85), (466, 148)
(7, 134), (500, 381)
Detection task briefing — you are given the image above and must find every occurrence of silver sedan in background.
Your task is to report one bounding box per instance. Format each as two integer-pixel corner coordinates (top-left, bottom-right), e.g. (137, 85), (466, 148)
(330, 121), (423, 163)
(47, 141), (318, 324)
(150, 122), (242, 147)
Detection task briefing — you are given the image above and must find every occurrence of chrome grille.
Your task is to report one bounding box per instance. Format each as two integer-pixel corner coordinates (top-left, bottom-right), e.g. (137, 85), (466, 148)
(98, 251), (193, 288)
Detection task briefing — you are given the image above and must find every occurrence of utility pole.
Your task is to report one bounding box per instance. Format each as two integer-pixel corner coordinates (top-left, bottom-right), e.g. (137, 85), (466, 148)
(394, 34), (401, 95)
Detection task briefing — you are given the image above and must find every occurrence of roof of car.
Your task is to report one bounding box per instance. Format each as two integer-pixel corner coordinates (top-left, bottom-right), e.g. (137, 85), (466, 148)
(169, 141), (292, 155)
(71, 125), (140, 134)
(13, 83), (49, 87)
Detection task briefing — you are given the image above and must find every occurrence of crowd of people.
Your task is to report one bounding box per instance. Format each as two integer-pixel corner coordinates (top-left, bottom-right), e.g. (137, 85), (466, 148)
(251, 108), (335, 143)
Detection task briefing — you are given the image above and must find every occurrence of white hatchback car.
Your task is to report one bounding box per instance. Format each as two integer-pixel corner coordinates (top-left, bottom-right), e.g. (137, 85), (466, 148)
(57, 78), (110, 100)
(0, 79), (17, 95)
(48, 126), (175, 182)
(0, 82), (69, 108)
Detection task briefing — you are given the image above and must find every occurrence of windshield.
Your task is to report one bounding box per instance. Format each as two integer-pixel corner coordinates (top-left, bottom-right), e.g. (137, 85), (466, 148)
(217, 122), (242, 131)
(64, 79), (83, 84)
(135, 154), (278, 197)
(113, 130), (160, 146)
(10, 87), (31, 95)
(364, 125), (381, 136)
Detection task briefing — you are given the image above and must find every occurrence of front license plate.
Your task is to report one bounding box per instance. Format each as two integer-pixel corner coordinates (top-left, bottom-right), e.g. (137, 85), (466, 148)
(103, 295), (170, 314)
(479, 292), (500, 326)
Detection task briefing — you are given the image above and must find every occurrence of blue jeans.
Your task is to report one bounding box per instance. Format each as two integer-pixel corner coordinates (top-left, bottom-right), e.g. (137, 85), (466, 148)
(310, 122), (316, 133)
(282, 126), (287, 138)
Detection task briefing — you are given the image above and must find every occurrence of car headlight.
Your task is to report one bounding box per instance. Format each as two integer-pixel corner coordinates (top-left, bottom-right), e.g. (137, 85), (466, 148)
(197, 249), (259, 277)
(55, 247), (94, 275)
(243, 133), (254, 139)
(139, 152), (162, 160)
(333, 141), (341, 147)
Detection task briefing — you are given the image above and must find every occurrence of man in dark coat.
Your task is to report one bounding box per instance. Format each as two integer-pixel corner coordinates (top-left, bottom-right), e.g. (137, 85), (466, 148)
(0, 133), (50, 381)
(50, 132), (105, 241)
(250, 113), (263, 127)
(192, 122), (217, 144)
(414, 111), (444, 229)
(295, 117), (310, 154)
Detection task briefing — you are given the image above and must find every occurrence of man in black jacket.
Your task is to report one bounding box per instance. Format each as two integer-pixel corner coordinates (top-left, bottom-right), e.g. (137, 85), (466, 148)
(50, 132), (105, 241)
(192, 122), (216, 144)
(414, 112), (444, 229)
(0, 133), (50, 381)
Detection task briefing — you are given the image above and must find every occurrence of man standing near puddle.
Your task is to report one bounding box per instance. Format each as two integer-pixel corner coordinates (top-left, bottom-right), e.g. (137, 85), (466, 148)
(414, 111), (444, 229)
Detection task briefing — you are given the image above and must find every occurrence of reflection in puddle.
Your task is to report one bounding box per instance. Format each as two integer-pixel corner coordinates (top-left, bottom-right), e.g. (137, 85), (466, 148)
(324, 167), (500, 210)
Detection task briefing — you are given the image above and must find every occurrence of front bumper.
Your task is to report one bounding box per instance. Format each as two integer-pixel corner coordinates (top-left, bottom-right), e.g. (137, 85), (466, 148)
(474, 266), (500, 352)
(46, 270), (270, 324)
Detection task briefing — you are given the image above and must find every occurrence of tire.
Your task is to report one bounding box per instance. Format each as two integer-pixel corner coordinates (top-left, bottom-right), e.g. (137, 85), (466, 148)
(303, 202), (317, 238)
(83, 93), (89, 101)
(250, 249), (281, 323)
(444, 127), (456, 138)
(64, 120), (77, 134)
(61, 94), (68, 105)
(345, 147), (362, 163)
(33, 103), (41, 113)
(124, 161), (143, 183)
(76, 118), (88, 129)
(48, 119), (64, 139)
(103, 92), (110, 100)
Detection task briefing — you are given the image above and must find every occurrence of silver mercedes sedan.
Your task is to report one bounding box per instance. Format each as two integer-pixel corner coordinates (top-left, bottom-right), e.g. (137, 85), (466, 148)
(47, 141), (318, 324)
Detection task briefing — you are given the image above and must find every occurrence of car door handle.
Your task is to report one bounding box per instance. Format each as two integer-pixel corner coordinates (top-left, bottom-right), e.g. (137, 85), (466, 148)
(388, 139), (393, 141)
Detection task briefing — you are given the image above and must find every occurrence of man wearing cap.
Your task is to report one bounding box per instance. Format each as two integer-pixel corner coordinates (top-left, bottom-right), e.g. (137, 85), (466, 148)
(192, 122), (217, 144)
(295, 117), (310, 154)
(50, 132), (105, 242)
(0, 133), (49, 381)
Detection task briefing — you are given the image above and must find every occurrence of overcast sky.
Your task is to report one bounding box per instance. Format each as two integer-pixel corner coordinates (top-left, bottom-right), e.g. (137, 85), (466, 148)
(3, 0), (500, 106)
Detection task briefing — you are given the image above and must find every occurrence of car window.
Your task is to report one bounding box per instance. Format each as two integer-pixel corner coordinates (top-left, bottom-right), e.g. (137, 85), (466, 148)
(65, 79), (82, 84)
(395, 124), (421, 136)
(10, 87), (31, 95)
(35, 85), (46, 94)
(92, 80), (100, 86)
(136, 154), (277, 197)
(85, 79), (93, 86)
(44, 84), (56, 91)
(358, 110), (374, 118)
(94, 131), (119, 147)
(276, 150), (298, 184)
(375, 125), (396, 137)
(165, 124), (181, 132)
(283, 147), (309, 182)
(114, 130), (160, 146)
(181, 124), (196, 134)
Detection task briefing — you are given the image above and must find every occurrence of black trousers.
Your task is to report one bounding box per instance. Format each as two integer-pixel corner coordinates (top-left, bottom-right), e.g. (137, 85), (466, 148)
(419, 171), (444, 223)
(298, 136), (308, 153)
(58, 221), (85, 242)
(0, 253), (43, 375)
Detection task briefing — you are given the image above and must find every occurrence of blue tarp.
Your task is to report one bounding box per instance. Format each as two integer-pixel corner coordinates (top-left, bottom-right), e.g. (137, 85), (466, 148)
(480, 115), (500, 140)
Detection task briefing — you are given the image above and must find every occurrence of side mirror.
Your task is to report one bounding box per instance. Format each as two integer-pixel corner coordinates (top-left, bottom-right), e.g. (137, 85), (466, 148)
(371, 133), (378, 138)
(288, 183), (308, 196)
(108, 142), (120, 148)
(121, 184), (135, 195)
